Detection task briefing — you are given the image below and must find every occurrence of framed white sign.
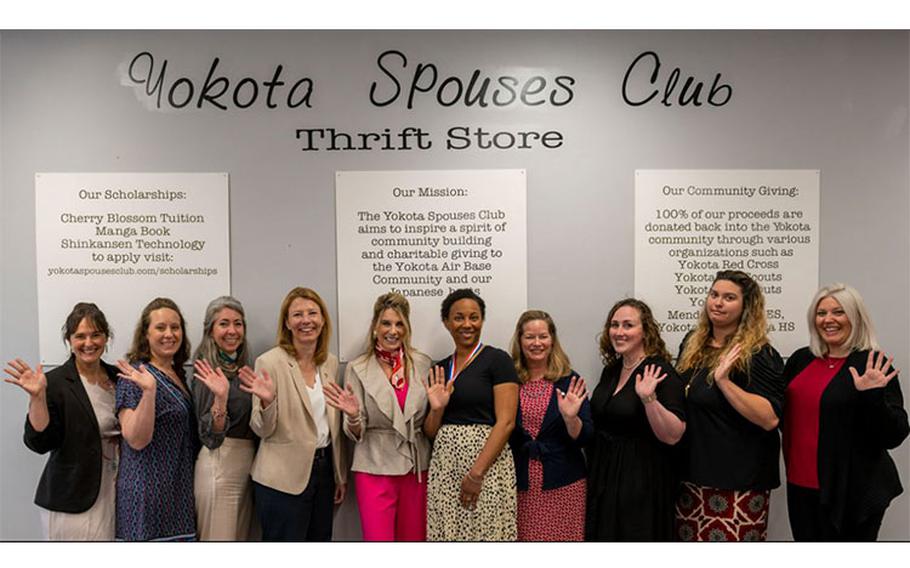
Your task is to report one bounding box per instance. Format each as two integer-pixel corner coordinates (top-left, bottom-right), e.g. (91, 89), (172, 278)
(336, 169), (527, 362)
(35, 172), (231, 364)
(635, 169), (820, 357)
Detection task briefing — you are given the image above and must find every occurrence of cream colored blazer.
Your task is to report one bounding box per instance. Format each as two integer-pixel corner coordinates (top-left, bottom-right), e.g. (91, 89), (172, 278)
(250, 346), (346, 494)
(343, 350), (432, 479)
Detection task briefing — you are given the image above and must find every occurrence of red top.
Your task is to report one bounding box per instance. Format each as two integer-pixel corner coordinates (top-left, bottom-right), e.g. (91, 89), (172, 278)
(783, 357), (845, 488)
(394, 379), (408, 411)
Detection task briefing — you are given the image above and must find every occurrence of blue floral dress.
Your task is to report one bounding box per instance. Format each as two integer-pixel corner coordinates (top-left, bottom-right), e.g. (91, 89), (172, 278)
(115, 362), (198, 541)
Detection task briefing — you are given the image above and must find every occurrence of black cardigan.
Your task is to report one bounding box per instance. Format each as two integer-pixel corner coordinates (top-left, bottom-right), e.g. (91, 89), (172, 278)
(782, 347), (909, 531)
(23, 355), (119, 513)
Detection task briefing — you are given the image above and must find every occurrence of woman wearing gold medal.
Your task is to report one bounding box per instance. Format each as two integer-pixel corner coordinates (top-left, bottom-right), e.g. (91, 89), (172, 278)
(424, 288), (520, 541)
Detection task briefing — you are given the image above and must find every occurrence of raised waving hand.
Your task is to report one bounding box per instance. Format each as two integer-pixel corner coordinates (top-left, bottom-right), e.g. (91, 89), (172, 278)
(424, 365), (455, 411)
(713, 343), (743, 383)
(193, 359), (230, 400)
(238, 366), (276, 406)
(850, 351), (900, 391)
(115, 359), (157, 392)
(323, 382), (360, 418)
(4, 358), (47, 398)
(557, 375), (588, 420)
(635, 364), (667, 401)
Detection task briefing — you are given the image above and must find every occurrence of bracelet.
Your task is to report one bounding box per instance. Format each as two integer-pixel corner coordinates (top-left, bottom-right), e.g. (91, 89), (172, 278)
(640, 392), (657, 404)
(211, 406), (228, 420)
(466, 471), (484, 484)
(344, 413), (361, 425)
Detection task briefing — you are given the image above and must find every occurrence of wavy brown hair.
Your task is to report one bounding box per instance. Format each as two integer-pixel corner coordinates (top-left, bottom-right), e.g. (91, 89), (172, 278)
(677, 270), (769, 381)
(277, 287), (332, 366)
(127, 297), (191, 381)
(509, 310), (572, 383)
(598, 298), (671, 369)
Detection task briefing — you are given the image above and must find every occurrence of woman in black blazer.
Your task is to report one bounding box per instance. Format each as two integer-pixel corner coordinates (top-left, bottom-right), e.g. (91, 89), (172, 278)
(508, 309), (592, 541)
(4, 302), (119, 540)
(782, 283), (909, 541)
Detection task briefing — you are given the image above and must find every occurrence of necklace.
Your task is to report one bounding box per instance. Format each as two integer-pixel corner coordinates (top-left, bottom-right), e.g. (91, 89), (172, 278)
(824, 356), (844, 369)
(622, 355), (645, 370)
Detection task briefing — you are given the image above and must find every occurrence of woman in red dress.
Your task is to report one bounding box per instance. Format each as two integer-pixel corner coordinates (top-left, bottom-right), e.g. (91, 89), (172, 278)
(509, 309), (592, 541)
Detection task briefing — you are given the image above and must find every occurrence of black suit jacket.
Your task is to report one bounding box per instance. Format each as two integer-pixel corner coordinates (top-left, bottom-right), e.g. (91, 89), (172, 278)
(23, 355), (119, 513)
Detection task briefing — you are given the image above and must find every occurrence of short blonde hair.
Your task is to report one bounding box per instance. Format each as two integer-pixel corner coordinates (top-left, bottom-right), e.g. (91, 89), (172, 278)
(807, 283), (879, 357)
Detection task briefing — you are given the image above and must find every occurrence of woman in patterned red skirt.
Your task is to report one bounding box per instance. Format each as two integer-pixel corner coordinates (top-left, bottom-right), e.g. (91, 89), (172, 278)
(674, 270), (785, 541)
(508, 310), (592, 541)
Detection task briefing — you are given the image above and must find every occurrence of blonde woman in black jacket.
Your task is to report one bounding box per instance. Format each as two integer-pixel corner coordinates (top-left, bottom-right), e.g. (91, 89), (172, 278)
(782, 283), (908, 541)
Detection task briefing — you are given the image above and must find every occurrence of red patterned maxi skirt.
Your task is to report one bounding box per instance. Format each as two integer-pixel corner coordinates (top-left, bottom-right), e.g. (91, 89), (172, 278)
(675, 481), (770, 541)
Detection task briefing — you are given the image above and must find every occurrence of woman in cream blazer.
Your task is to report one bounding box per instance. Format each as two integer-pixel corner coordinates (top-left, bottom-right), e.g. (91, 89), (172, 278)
(239, 287), (347, 542)
(324, 292), (431, 541)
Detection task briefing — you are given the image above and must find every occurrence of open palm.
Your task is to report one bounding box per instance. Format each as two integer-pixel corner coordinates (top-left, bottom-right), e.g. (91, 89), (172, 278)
(238, 366), (276, 405)
(3, 358), (47, 398)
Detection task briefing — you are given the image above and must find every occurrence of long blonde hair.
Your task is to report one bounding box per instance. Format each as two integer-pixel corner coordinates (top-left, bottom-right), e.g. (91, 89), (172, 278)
(363, 292), (416, 374)
(509, 310), (572, 383)
(677, 270), (769, 382)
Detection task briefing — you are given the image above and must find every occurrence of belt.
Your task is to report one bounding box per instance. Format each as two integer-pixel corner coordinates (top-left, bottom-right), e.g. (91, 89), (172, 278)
(313, 444), (331, 460)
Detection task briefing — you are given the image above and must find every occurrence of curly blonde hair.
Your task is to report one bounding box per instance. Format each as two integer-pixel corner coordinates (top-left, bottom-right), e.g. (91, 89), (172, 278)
(676, 270), (769, 383)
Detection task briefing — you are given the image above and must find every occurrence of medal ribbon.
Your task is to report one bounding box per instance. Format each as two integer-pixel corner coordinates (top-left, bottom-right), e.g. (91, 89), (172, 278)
(448, 342), (484, 382)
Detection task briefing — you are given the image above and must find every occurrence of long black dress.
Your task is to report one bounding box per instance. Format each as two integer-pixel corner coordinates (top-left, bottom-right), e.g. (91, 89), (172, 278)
(585, 356), (685, 541)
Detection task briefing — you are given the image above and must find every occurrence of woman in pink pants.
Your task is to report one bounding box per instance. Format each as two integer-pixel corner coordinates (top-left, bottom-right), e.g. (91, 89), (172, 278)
(324, 292), (432, 541)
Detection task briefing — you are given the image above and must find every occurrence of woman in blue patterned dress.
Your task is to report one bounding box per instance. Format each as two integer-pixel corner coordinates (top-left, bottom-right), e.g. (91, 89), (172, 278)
(114, 297), (203, 541)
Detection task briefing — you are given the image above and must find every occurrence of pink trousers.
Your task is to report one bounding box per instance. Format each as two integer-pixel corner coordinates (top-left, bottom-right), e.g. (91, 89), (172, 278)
(354, 471), (427, 542)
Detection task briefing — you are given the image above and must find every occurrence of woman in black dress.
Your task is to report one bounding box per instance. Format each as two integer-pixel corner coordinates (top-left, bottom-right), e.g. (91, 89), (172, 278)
(585, 298), (686, 541)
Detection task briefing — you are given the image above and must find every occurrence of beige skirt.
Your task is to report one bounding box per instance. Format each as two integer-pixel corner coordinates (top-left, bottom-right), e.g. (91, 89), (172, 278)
(46, 437), (119, 540)
(194, 437), (256, 541)
(427, 424), (517, 542)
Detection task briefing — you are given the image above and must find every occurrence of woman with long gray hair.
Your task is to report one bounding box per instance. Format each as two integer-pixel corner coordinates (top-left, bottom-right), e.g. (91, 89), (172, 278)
(191, 296), (258, 540)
